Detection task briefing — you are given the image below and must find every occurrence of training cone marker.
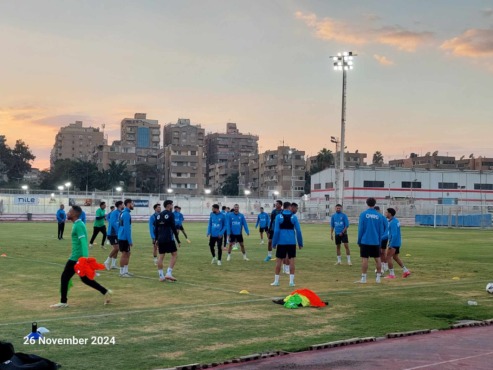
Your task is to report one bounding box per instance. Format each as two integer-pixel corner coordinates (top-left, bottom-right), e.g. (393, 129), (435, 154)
(452, 276), (460, 280)
(406, 253), (411, 257)
(239, 290), (249, 294)
(1, 254), (6, 257)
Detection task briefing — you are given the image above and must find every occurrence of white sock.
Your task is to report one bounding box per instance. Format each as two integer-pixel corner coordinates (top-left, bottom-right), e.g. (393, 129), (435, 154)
(389, 268), (395, 276)
(268, 251), (272, 257)
(153, 257), (158, 263)
(289, 274), (294, 284)
(347, 256), (351, 263)
(120, 267), (124, 274)
(403, 266), (409, 272)
(104, 257), (110, 264)
(158, 269), (164, 278)
(123, 265), (128, 274)
(111, 258), (117, 266)
(361, 273), (367, 280)
(376, 273), (381, 278)
(337, 256), (341, 262)
(274, 275), (279, 284)
(166, 267), (173, 276)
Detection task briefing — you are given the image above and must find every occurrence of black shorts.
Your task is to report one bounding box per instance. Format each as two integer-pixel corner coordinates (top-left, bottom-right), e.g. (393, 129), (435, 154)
(119, 240), (131, 253)
(108, 235), (118, 245)
(230, 234), (243, 243)
(177, 225), (185, 231)
(380, 239), (388, 249)
(389, 246), (400, 255)
(276, 244), (297, 259)
(259, 227), (267, 233)
(209, 236), (222, 248)
(359, 244), (380, 258)
(158, 241), (177, 254)
(335, 233), (349, 245)
(268, 230), (274, 240)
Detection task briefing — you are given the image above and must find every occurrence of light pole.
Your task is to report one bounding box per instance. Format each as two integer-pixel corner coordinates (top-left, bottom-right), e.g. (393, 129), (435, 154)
(288, 149), (295, 202)
(388, 181), (395, 200)
(115, 186), (123, 201)
(331, 51), (356, 206)
(64, 182), (71, 197)
(244, 189), (251, 213)
(410, 178), (417, 202)
(330, 136), (339, 204)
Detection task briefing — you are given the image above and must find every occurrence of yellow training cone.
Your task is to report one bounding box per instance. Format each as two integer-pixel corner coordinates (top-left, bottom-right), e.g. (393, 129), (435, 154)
(452, 277), (460, 280)
(239, 290), (249, 294)
(405, 254), (411, 257)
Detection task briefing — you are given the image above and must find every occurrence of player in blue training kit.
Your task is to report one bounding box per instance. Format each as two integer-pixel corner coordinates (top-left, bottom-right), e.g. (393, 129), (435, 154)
(221, 206), (230, 249)
(149, 203), (161, 265)
(104, 200), (123, 271)
(330, 203), (352, 266)
(357, 197), (387, 284)
(226, 204), (250, 261)
(56, 204), (66, 240)
(265, 200), (283, 262)
(384, 208), (411, 279)
(207, 204), (227, 265)
(173, 206), (191, 243)
(271, 201), (303, 287)
(255, 207), (270, 245)
(118, 199), (134, 277)
(154, 200), (181, 282)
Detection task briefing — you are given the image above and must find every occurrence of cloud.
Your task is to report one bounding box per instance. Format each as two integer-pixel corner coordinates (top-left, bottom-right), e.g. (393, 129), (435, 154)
(294, 12), (367, 45)
(32, 114), (94, 128)
(482, 8), (493, 17)
(295, 11), (432, 52)
(441, 28), (493, 58)
(375, 26), (433, 52)
(373, 54), (394, 66)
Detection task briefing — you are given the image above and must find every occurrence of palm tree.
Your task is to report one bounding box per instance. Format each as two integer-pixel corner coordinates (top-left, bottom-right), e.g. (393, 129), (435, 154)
(372, 151), (384, 165)
(310, 148), (334, 174)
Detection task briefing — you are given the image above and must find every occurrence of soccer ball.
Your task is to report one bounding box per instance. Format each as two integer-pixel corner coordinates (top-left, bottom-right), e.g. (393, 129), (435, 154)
(486, 283), (493, 294)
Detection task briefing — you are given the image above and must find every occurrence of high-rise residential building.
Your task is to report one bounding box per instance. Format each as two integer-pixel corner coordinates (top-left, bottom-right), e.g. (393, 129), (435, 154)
(205, 122), (259, 192)
(50, 121), (106, 168)
(258, 146), (306, 198)
(389, 152), (456, 169)
(120, 113), (160, 165)
(159, 118), (206, 195)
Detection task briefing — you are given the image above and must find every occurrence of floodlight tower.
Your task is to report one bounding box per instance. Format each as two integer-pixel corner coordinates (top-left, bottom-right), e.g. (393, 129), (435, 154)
(331, 51), (356, 206)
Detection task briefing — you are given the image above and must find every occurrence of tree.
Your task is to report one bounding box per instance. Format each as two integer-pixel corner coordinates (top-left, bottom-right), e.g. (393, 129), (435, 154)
(372, 151), (384, 166)
(134, 163), (158, 193)
(99, 161), (131, 190)
(0, 138), (36, 182)
(310, 148), (334, 174)
(304, 171), (311, 194)
(221, 172), (239, 196)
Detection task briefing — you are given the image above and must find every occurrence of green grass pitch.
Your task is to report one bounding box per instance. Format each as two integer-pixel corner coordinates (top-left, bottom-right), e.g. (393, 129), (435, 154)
(0, 222), (492, 369)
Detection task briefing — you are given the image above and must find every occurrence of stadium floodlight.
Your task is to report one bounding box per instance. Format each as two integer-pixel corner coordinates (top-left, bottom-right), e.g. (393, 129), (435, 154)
(21, 185), (29, 191)
(204, 189), (211, 195)
(244, 190), (251, 196)
(64, 182), (71, 196)
(57, 185), (64, 191)
(330, 51), (357, 206)
(167, 188), (173, 194)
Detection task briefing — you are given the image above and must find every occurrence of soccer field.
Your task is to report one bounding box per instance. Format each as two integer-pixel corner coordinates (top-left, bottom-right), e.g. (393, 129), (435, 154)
(0, 222), (492, 369)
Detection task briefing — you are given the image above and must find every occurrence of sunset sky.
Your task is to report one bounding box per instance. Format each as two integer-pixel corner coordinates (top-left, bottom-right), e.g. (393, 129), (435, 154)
(1, 0), (493, 170)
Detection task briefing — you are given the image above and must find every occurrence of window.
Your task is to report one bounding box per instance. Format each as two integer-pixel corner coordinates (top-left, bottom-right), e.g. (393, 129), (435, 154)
(325, 182), (333, 189)
(474, 183), (493, 190)
(438, 182), (458, 189)
(314, 183), (321, 190)
(190, 151), (196, 156)
(363, 181), (384, 188)
(402, 181), (422, 188)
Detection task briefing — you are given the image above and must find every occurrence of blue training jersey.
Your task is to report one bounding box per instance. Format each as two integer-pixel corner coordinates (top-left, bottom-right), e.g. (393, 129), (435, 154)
(56, 209), (66, 223)
(272, 210), (303, 247)
(330, 212), (349, 234)
(149, 212), (159, 239)
(388, 217), (402, 247)
(357, 208), (386, 246)
(207, 212), (227, 237)
(255, 212), (270, 229)
(228, 212), (249, 235)
(173, 211), (184, 226)
(118, 207), (132, 244)
(108, 209), (121, 236)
